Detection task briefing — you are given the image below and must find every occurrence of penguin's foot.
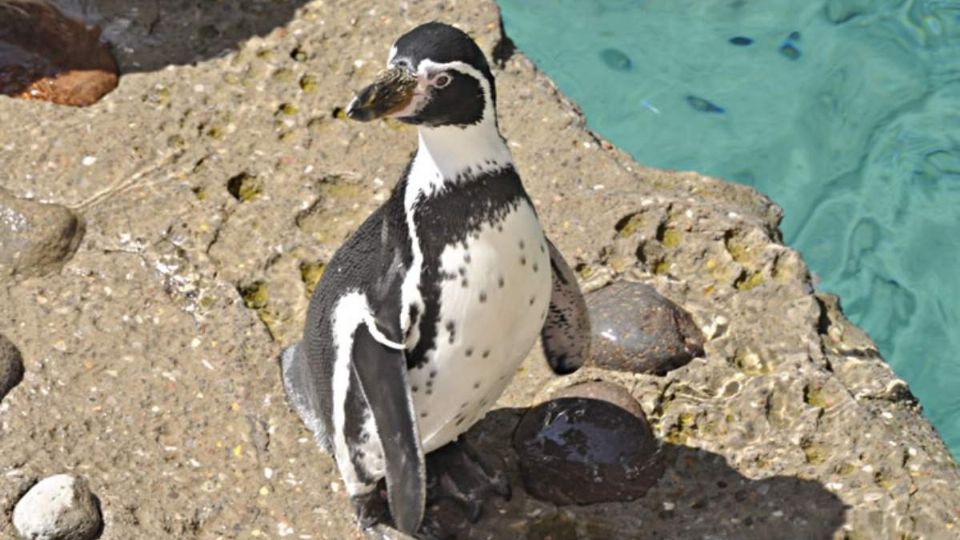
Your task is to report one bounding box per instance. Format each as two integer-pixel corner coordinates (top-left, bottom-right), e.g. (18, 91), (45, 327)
(424, 438), (511, 523)
(352, 487), (391, 531)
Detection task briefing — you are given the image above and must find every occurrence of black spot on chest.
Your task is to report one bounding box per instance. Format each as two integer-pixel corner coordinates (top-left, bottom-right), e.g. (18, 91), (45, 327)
(407, 166), (533, 368)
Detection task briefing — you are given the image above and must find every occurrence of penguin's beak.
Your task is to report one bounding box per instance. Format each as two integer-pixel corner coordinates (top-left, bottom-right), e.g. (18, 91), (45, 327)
(346, 67), (419, 122)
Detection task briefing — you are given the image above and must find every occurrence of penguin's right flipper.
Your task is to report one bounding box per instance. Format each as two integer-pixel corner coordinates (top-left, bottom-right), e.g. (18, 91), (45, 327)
(352, 321), (426, 534)
(541, 237), (591, 375)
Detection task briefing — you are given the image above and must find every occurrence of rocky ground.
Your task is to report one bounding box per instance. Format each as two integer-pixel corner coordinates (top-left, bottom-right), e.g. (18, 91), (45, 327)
(1, 1), (959, 539)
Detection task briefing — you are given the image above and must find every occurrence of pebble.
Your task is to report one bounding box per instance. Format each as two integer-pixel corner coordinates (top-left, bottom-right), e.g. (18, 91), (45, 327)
(513, 384), (663, 505)
(13, 474), (103, 540)
(1, 333), (24, 401)
(586, 281), (704, 374)
(779, 42), (801, 60)
(0, 189), (85, 279)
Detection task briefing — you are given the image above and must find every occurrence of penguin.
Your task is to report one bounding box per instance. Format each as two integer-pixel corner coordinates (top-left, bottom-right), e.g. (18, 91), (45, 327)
(281, 22), (590, 535)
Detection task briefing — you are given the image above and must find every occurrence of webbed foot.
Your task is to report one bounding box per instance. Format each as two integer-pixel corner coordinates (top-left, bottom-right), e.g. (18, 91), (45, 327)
(425, 438), (510, 523)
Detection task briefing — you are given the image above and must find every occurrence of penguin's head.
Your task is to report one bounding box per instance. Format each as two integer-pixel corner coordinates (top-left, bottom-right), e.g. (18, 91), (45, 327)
(345, 22), (496, 128)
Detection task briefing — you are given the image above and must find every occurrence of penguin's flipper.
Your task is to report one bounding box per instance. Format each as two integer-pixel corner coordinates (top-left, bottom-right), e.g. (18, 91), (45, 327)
(352, 321), (426, 534)
(541, 237), (591, 374)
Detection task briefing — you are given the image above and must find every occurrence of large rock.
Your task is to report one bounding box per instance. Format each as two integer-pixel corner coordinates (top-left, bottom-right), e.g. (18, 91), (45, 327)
(0, 1), (956, 539)
(513, 382), (663, 505)
(586, 280), (704, 374)
(0, 0), (118, 106)
(12, 474), (102, 540)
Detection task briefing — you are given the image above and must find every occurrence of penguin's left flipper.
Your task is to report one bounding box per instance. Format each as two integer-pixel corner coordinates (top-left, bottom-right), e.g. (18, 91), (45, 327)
(541, 237), (591, 374)
(351, 320), (426, 535)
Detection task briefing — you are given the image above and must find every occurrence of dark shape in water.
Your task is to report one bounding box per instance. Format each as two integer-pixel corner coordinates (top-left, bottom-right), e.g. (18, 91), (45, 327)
(789, 30), (802, 41)
(0, 0), (118, 106)
(685, 95), (725, 114)
(599, 48), (632, 71)
(513, 395), (663, 505)
(780, 43), (802, 60)
(729, 36), (754, 46)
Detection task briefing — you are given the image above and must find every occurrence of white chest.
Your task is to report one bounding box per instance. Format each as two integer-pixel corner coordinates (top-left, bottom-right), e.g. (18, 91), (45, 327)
(407, 201), (551, 451)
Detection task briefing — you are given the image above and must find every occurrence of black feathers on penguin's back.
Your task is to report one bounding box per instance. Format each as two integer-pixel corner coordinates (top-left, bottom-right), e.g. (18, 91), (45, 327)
(300, 177), (413, 441)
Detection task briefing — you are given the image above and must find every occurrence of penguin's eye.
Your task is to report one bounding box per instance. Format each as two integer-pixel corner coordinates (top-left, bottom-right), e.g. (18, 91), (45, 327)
(433, 73), (452, 88)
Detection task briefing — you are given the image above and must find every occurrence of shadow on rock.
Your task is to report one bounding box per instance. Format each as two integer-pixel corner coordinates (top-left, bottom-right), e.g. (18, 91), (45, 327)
(1, 0), (312, 98)
(59, 0), (314, 73)
(428, 407), (848, 540)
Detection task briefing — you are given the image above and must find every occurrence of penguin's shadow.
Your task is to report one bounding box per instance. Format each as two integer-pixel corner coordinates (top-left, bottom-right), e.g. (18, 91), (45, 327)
(437, 407), (848, 540)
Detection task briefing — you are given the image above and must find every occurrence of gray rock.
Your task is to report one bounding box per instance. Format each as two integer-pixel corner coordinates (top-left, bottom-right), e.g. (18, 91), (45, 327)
(586, 281), (704, 374)
(0, 333), (24, 401)
(12, 474), (102, 540)
(0, 189), (84, 280)
(513, 389), (663, 505)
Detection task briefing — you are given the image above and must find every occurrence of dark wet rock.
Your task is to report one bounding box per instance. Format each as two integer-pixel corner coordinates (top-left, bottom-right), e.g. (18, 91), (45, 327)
(0, 333), (24, 401)
(729, 36), (754, 46)
(0, 189), (84, 280)
(599, 48), (632, 71)
(548, 380), (645, 419)
(0, 0), (117, 106)
(513, 396), (663, 505)
(685, 95), (725, 114)
(13, 474), (102, 540)
(586, 281), (704, 374)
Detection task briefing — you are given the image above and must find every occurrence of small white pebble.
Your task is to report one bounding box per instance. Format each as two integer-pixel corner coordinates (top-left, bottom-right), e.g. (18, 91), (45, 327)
(329, 481), (340, 493)
(727, 211), (739, 219)
(193, 84), (205, 93)
(826, 482), (843, 490)
(190, 338), (201, 349)
(663, 501), (675, 511)
(772, 510), (784, 518)
(592, 184), (605, 191)
(81, 156), (97, 166)
(264, 467), (274, 480)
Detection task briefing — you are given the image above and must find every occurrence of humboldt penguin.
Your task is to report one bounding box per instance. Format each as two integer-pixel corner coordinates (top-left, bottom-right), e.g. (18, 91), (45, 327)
(281, 21), (590, 535)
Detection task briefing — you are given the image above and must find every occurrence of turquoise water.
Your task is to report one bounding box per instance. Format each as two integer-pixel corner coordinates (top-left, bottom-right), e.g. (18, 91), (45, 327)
(498, 0), (960, 460)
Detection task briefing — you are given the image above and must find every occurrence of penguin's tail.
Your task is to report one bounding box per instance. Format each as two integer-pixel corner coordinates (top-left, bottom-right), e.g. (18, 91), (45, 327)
(280, 342), (333, 453)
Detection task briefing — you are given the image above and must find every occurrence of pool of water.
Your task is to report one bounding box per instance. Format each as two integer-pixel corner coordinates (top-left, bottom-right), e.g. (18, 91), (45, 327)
(498, 0), (960, 460)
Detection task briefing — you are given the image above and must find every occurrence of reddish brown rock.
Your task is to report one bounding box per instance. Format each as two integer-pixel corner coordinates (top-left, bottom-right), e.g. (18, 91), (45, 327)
(0, 0), (117, 106)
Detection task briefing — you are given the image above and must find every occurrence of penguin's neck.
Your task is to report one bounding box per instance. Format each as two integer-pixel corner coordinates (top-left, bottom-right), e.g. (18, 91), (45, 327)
(406, 115), (514, 200)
